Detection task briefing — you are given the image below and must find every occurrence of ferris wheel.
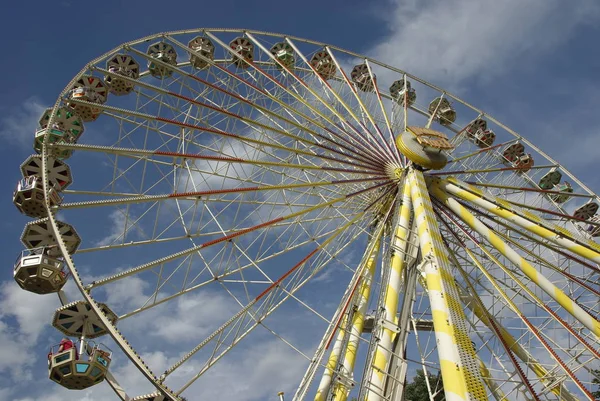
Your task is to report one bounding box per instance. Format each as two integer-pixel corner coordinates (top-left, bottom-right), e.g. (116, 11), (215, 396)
(11, 28), (600, 401)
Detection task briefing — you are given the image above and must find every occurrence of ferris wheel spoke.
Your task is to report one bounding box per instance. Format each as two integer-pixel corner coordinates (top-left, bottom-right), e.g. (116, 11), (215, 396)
(97, 65), (383, 170)
(446, 249), (561, 400)
(469, 207), (600, 300)
(282, 38), (395, 164)
(59, 176), (388, 210)
(203, 32), (392, 165)
(445, 139), (519, 165)
(87, 180), (391, 289)
(455, 195), (600, 277)
(439, 177), (600, 264)
(156, 37), (387, 167)
(437, 203), (600, 362)
(463, 180), (595, 199)
(428, 164), (556, 177)
(322, 47), (400, 164)
(113, 213), (364, 320)
(64, 100), (387, 174)
(446, 232), (596, 400)
(431, 185), (600, 339)
(364, 59), (404, 164)
(54, 143), (387, 180)
(158, 210), (368, 393)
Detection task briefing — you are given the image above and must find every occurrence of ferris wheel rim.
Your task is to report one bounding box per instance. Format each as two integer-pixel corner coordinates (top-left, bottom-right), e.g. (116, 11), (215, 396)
(29, 28), (600, 401)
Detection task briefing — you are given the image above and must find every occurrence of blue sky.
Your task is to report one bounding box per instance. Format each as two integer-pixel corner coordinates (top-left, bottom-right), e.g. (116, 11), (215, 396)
(1, 1), (600, 400)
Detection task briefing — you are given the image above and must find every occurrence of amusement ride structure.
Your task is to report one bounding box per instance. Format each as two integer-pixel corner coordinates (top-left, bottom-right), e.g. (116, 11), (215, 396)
(10, 28), (600, 400)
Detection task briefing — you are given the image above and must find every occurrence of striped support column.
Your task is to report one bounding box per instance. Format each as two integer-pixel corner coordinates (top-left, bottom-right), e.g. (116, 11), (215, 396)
(366, 180), (412, 401)
(332, 237), (381, 401)
(314, 313), (349, 401)
(431, 183), (600, 337)
(409, 169), (488, 401)
(439, 177), (600, 264)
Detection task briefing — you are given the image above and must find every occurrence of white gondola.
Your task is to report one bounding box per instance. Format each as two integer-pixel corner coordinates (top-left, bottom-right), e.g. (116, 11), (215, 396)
(550, 181), (573, 204)
(389, 79), (416, 106)
(105, 54), (140, 95)
(147, 41), (177, 78)
(428, 97), (456, 126)
(21, 218), (81, 257)
(188, 36), (215, 70)
(13, 247), (66, 294)
(229, 37), (254, 69)
(53, 301), (117, 339)
(13, 176), (62, 218)
(310, 50), (336, 80)
(68, 76), (108, 122)
(351, 63), (376, 92)
(270, 42), (295, 69)
(48, 340), (112, 390)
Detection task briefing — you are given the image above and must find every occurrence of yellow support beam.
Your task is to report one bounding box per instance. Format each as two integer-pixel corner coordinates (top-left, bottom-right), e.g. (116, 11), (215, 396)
(430, 183), (600, 338)
(408, 169), (488, 401)
(332, 236), (381, 401)
(439, 176), (600, 263)
(366, 180), (412, 401)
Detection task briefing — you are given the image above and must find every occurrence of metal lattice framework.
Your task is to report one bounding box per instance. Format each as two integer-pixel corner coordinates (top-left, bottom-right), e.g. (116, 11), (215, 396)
(11, 28), (600, 401)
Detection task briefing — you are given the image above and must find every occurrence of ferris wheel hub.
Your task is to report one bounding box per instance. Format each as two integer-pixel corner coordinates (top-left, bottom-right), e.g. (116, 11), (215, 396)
(384, 162), (404, 181)
(395, 126), (453, 170)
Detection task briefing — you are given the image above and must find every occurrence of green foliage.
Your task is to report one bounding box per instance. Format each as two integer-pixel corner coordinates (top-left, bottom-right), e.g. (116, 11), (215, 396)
(592, 369), (600, 400)
(404, 369), (445, 401)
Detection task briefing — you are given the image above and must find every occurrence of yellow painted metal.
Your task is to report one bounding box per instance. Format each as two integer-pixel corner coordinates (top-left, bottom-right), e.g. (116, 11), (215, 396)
(314, 313), (349, 401)
(366, 181), (412, 401)
(332, 236), (381, 401)
(440, 177), (600, 263)
(431, 183), (600, 337)
(408, 169), (488, 401)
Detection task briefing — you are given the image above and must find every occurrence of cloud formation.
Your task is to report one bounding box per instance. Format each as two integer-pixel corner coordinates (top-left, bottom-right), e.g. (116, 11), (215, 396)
(369, 0), (600, 86)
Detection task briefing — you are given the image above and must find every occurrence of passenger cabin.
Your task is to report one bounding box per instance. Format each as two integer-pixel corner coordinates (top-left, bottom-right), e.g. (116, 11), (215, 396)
(465, 119), (487, 136)
(53, 301), (117, 339)
(188, 37), (215, 70)
(270, 42), (295, 69)
(147, 42), (178, 79)
(229, 37), (254, 69)
(21, 218), (81, 256)
(14, 247), (66, 294)
(428, 97), (456, 127)
(472, 129), (495, 148)
(574, 202), (599, 221)
(48, 343), (112, 390)
(501, 143), (525, 165)
(464, 119), (496, 148)
(539, 169), (562, 190)
(68, 76), (108, 122)
(550, 182), (573, 204)
(13, 176), (62, 218)
(310, 50), (336, 81)
(34, 107), (84, 160)
(351, 64), (376, 92)
(105, 54), (140, 95)
(389, 79), (416, 107)
(513, 153), (534, 173)
(21, 155), (72, 191)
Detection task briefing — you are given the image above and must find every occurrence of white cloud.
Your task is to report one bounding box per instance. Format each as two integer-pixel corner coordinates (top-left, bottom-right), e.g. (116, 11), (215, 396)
(0, 281), (59, 341)
(0, 96), (46, 148)
(369, 0), (600, 87)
